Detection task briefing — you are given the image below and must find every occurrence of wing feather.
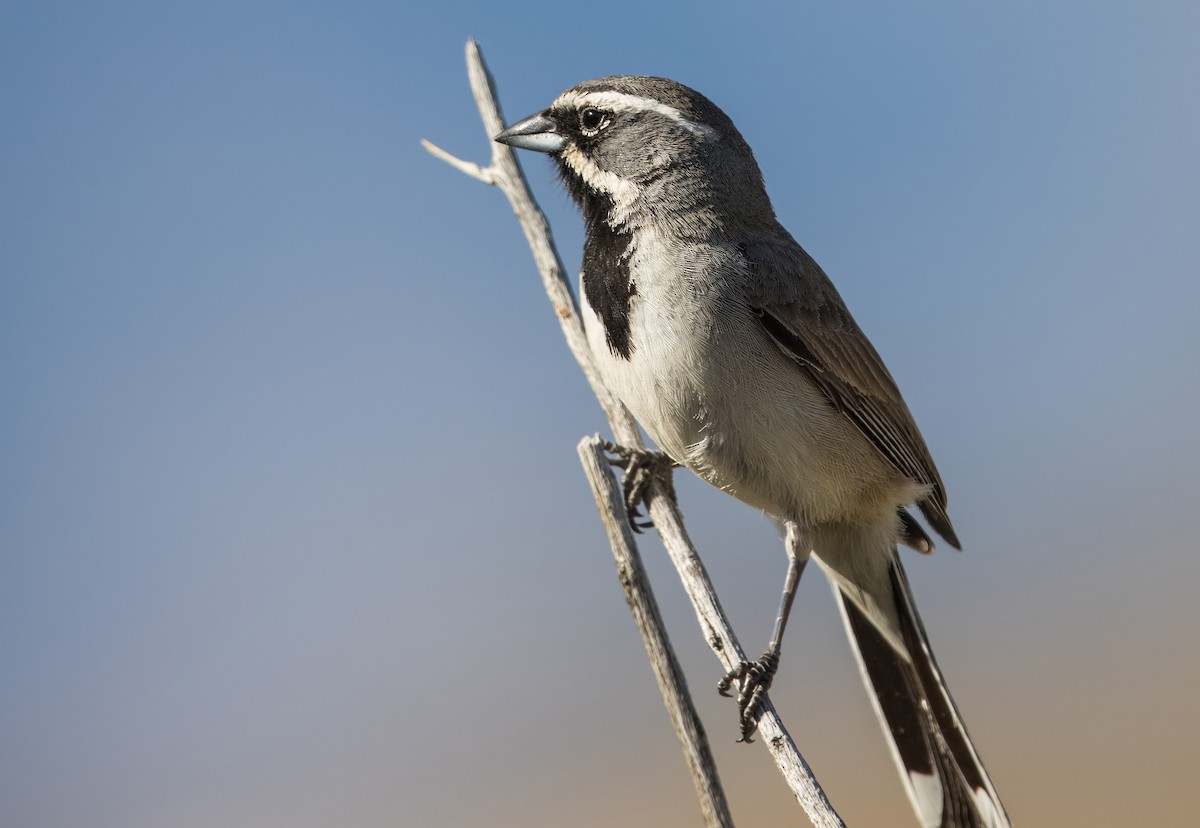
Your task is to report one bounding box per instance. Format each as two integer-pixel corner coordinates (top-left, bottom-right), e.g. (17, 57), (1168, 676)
(743, 237), (960, 548)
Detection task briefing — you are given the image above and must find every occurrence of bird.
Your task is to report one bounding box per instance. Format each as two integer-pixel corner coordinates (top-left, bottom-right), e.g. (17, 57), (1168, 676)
(496, 76), (1010, 828)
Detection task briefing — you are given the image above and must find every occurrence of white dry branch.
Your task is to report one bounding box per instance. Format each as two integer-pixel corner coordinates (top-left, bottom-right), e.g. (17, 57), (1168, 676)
(422, 38), (845, 828)
(577, 437), (733, 828)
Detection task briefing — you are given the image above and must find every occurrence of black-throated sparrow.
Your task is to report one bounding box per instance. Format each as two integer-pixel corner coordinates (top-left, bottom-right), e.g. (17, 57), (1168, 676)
(497, 76), (1009, 828)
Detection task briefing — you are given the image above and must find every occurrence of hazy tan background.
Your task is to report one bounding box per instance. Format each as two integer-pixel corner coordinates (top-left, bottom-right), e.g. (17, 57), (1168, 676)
(3, 2), (1198, 826)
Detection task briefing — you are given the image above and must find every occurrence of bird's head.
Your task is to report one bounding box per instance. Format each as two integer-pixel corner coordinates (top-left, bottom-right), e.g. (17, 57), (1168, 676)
(496, 76), (773, 234)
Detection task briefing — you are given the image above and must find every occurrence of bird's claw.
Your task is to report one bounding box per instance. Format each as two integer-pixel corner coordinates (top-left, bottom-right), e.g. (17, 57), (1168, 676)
(600, 440), (677, 532)
(718, 650), (780, 743)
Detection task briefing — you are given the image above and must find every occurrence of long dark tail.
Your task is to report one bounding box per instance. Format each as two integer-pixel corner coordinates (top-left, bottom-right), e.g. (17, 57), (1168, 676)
(833, 552), (1011, 828)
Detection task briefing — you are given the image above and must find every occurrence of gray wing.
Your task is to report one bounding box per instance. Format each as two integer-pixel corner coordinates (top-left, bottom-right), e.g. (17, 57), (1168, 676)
(741, 237), (960, 549)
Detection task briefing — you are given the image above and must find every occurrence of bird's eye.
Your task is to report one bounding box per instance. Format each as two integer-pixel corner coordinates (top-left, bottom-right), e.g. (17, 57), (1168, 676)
(579, 107), (607, 132)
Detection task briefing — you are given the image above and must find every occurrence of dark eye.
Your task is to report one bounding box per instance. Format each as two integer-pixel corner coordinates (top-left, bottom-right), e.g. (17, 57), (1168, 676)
(579, 107), (606, 131)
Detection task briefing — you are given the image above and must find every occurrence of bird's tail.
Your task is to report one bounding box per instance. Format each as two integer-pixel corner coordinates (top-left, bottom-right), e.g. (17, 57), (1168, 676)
(830, 551), (1011, 828)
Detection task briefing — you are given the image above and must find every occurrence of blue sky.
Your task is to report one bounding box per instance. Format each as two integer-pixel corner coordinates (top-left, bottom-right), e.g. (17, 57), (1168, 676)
(3, 3), (1198, 826)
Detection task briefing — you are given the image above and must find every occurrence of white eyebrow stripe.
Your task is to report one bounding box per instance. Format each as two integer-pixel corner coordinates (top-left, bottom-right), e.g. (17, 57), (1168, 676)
(555, 90), (716, 138)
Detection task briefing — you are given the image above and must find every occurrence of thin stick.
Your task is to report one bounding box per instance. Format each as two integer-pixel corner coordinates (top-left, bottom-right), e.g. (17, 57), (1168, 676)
(423, 38), (844, 828)
(578, 437), (733, 827)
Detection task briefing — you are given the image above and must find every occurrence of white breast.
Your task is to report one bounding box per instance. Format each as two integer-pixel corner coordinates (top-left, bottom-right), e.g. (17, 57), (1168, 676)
(581, 230), (713, 463)
(581, 231), (914, 526)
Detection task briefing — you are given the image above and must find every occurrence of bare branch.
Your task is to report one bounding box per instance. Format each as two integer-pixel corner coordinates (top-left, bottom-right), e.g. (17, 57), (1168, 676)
(418, 138), (495, 184)
(578, 437), (733, 828)
(424, 37), (844, 827)
(422, 39), (631, 435)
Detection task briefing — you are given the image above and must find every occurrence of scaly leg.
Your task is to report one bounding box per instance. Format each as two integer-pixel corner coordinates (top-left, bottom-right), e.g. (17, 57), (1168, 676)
(718, 522), (811, 741)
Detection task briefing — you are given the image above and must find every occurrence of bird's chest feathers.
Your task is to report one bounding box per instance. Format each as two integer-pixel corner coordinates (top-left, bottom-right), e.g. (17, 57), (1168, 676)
(581, 225), (720, 455)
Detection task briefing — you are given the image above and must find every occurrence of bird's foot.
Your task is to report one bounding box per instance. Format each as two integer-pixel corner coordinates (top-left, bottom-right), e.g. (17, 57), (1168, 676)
(600, 440), (677, 532)
(718, 649), (780, 743)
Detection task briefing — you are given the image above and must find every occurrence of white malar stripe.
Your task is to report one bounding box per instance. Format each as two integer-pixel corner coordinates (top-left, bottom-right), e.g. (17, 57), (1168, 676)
(555, 90), (716, 139)
(560, 143), (641, 228)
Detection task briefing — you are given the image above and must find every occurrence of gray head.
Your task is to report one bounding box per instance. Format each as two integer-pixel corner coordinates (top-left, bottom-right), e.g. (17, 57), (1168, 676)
(496, 76), (776, 237)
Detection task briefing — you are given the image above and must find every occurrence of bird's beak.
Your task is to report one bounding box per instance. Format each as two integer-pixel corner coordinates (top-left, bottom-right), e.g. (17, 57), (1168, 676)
(495, 112), (566, 153)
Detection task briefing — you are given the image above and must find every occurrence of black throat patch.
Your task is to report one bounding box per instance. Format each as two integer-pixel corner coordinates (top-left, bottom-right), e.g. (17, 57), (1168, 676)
(556, 154), (639, 360)
(581, 216), (637, 360)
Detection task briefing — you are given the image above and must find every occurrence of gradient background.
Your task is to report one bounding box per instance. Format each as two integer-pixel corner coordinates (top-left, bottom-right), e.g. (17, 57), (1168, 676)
(3, 2), (1198, 826)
